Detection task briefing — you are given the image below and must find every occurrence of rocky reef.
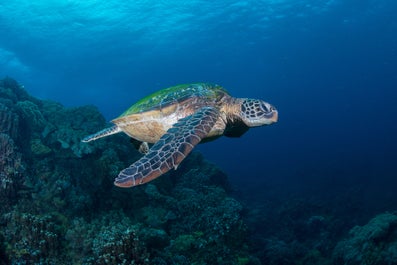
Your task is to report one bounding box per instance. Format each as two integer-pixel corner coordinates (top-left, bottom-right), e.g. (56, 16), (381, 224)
(333, 212), (397, 265)
(242, 185), (397, 265)
(0, 77), (255, 264)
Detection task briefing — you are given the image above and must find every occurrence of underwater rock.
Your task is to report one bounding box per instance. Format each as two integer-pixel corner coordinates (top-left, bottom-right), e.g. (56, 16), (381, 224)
(138, 227), (170, 250)
(0, 103), (19, 140)
(333, 212), (397, 265)
(0, 77), (33, 104)
(41, 103), (107, 157)
(0, 133), (23, 208)
(64, 211), (150, 264)
(91, 224), (149, 265)
(138, 206), (169, 228)
(3, 211), (62, 263)
(30, 138), (52, 156)
(0, 81), (26, 212)
(261, 238), (298, 265)
(15, 100), (46, 133)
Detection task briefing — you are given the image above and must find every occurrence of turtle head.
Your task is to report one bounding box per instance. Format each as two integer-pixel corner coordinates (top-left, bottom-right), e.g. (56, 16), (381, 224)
(240, 99), (278, 127)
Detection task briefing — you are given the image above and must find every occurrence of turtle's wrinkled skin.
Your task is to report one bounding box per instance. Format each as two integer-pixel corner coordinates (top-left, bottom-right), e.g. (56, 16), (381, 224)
(82, 83), (278, 188)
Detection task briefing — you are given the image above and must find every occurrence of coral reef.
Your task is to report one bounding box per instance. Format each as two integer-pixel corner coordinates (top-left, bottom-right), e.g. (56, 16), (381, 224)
(0, 99), (24, 211)
(65, 212), (150, 264)
(0, 133), (22, 204)
(240, 181), (397, 265)
(0, 77), (253, 264)
(3, 211), (62, 263)
(333, 212), (397, 265)
(0, 103), (19, 139)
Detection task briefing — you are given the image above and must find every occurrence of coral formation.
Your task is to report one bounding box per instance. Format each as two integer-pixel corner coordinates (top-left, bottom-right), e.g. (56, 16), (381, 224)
(0, 77), (253, 264)
(0, 103), (19, 139)
(0, 132), (23, 209)
(333, 212), (397, 265)
(3, 212), (62, 263)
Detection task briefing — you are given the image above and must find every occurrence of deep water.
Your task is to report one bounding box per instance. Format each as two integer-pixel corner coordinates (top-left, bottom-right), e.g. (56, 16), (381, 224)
(1, 1), (397, 264)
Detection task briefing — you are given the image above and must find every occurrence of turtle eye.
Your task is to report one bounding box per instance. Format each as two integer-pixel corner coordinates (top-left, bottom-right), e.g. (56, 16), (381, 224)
(260, 102), (269, 112)
(261, 102), (275, 114)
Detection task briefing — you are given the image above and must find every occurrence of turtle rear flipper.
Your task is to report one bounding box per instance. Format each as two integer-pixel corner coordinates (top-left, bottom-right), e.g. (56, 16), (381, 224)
(82, 126), (121, 142)
(114, 107), (220, 188)
(130, 138), (150, 154)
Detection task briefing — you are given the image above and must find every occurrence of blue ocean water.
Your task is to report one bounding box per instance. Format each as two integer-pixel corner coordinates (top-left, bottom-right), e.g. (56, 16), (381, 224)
(1, 0), (396, 212)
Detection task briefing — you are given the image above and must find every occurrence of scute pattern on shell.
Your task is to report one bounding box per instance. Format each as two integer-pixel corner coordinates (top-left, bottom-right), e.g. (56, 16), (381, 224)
(118, 83), (227, 117)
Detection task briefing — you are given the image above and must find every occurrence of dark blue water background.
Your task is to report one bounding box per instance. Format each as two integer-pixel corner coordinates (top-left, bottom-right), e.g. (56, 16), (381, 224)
(1, 1), (396, 203)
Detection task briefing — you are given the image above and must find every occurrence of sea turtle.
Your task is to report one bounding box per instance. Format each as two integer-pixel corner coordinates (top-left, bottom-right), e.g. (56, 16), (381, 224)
(82, 83), (278, 188)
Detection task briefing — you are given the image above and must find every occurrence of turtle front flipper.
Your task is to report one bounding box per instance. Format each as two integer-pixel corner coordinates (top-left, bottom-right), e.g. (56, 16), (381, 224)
(82, 126), (121, 142)
(114, 107), (220, 188)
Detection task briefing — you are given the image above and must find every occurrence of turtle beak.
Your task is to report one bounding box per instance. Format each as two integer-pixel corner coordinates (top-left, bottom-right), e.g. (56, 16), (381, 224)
(269, 109), (278, 123)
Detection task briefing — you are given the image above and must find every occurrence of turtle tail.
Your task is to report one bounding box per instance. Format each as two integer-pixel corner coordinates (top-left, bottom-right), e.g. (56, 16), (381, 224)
(82, 126), (121, 142)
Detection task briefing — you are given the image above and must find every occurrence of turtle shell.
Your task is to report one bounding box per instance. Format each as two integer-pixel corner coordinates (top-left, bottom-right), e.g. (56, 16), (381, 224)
(117, 83), (228, 117)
